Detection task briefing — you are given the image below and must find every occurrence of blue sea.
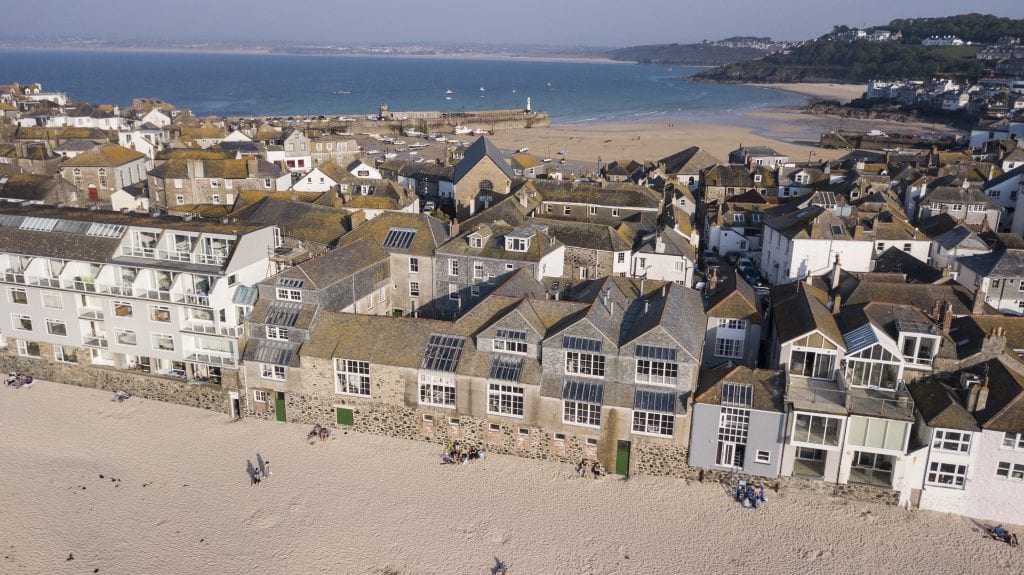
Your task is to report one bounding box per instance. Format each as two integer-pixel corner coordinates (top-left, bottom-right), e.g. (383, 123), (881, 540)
(0, 49), (804, 124)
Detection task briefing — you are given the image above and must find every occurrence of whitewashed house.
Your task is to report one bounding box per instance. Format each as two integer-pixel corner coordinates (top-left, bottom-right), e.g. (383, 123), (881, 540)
(955, 248), (1024, 315)
(760, 205), (873, 284)
(927, 225), (991, 272)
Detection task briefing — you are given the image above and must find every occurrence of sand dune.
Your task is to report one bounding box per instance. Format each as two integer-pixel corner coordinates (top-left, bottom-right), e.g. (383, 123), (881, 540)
(745, 83), (869, 104)
(1, 381), (1020, 575)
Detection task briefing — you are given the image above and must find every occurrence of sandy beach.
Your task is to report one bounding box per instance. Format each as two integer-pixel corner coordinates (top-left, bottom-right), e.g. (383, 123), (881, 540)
(488, 106), (961, 166)
(1, 380), (1019, 575)
(746, 83), (868, 104)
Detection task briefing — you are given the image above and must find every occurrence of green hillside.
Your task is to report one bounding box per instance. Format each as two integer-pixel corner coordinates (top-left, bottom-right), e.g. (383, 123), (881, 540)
(607, 43), (770, 66)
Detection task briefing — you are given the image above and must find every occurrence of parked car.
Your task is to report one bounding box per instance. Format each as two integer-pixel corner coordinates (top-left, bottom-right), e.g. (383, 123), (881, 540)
(422, 201), (436, 213)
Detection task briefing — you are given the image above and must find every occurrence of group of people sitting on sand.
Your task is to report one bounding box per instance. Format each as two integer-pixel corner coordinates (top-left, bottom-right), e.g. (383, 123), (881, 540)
(576, 458), (606, 478)
(990, 525), (1020, 546)
(735, 482), (767, 509)
(4, 372), (33, 388)
(442, 442), (485, 465)
(307, 423), (330, 441)
(111, 390), (132, 402)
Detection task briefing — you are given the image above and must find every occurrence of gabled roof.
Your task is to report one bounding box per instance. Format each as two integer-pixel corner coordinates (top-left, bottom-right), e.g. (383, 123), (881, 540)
(273, 235), (387, 291)
(453, 136), (515, 183)
(706, 274), (763, 324)
(769, 281), (843, 347)
(957, 249), (1024, 278)
(971, 359), (1024, 433)
(658, 146), (720, 175)
(695, 366), (784, 412)
(846, 278), (975, 316)
(907, 380), (981, 431)
(872, 247), (943, 284)
(62, 144), (145, 167)
(233, 197), (352, 246)
(334, 211), (449, 257)
(933, 225), (989, 251)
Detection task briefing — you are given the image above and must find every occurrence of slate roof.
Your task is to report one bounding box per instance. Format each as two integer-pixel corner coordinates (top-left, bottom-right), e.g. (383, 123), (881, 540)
(62, 144), (145, 167)
(920, 185), (998, 208)
(971, 359), (1024, 433)
(872, 247), (943, 284)
(948, 315), (1024, 359)
(149, 158), (284, 180)
(957, 249), (1024, 278)
(0, 174), (60, 202)
(845, 279), (975, 316)
(453, 136), (515, 183)
(766, 204), (850, 240)
(233, 197), (352, 246)
(273, 235), (388, 291)
(437, 221), (562, 263)
(658, 146), (720, 175)
(906, 380), (981, 431)
(334, 211), (449, 257)
(702, 164), (775, 189)
(695, 366), (785, 412)
(933, 225), (989, 251)
(532, 180), (661, 209)
(706, 273), (763, 324)
(769, 281), (843, 347)
(528, 218), (634, 252)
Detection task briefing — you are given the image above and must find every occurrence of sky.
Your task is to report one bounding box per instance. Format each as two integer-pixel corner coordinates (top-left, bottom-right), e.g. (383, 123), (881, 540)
(3, 0), (1024, 47)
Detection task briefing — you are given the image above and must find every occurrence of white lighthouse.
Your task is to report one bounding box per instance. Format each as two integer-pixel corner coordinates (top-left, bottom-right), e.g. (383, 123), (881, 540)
(526, 97), (531, 113)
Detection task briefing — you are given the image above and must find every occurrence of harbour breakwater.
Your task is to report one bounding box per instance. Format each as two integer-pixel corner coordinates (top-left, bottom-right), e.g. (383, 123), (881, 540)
(229, 108), (550, 136)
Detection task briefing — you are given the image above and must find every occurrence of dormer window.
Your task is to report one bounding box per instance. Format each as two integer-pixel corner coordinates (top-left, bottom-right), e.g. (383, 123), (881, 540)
(506, 237), (529, 252)
(753, 174), (762, 183)
(796, 173), (809, 185)
(900, 334), (939, 368)
(733, 214), (744, 223)
(469, 236), (483, 248)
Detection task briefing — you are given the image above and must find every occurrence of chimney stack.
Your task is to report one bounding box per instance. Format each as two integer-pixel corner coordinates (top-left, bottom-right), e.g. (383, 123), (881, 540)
(831, 254), (842, 292)
(247, 158), (259, 178)
(832, 294), (842, 315)
(976, 377), (989, 413)
(708, 267), (718, 293)
(941, 301), (953, 334)
(450, 218), (460, 237)
(931, 299), (942, 321)
(973, 286), (987, 315)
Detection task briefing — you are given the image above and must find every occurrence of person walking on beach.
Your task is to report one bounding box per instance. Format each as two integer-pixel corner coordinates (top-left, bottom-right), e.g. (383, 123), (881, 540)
(252, 466), (262, 487)
(264, 460), (271, 479)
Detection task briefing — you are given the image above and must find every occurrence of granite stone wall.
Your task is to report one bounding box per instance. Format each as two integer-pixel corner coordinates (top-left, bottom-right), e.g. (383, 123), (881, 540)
(0, 344), (230, 413)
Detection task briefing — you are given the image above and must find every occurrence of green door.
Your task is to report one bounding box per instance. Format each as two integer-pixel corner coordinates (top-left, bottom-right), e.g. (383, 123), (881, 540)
(337, 407), (354, 426)
(274, 392), (287, 422)
(616, 440), (631, 476)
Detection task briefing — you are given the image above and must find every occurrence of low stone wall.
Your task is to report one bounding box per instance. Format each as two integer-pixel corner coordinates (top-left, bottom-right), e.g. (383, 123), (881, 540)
(0, 355), (228, 413)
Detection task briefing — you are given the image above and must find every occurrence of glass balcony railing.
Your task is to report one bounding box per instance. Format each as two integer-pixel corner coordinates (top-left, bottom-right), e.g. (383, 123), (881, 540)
(83, 335), (109, 348)
(120, 245), (227, 267)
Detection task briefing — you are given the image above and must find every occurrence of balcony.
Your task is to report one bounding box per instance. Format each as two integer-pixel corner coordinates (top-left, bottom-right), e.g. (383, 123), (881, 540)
(2, 271), (26, 284)
(78, 308), (105, 320)
(846, 384), (915, 421)
(182, 322), (243, 337)
(25, 275), (60, 288)
(83, 335), (109, 348)
(185, 351), (237, 367)
(184, 293), (210, 306)
(120, 245), (227, 267)
(61, 278), (98, 293)
(785, 374), (848, 415)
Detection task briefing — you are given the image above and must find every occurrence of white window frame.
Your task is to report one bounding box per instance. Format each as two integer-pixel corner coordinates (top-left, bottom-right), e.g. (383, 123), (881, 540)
(334, 358), (371, 396)
(265, 325), (289, 341)
(565, 351), (605, 378)
(1002, 432), (1024, 450)
(276, 288), (302, 302)
(253, 389), (269, 403)
(473, 261), (484, 280)
(418, 373), (456, 408)
(54, 344), (78, 364)
(408, 257), (419, 273)
(755, 450), (771, 464)
(487, 383), (525, 417)
(632, 410), (674, 437)
(927, 461), (968, 488)
(151, 333), (175, 352)
(715, 337), (743, 359)
(933, 429), (972, 453)
(114, 328), (137, 346)
(996, 461), (1024, 481)
(16, 339), (40, 357)
(493, 331), (528, 355)
(409, 281), (420, 297)
(8, 288), (28, 305)
(260, 363), (286, 381)
(791, 412), (844, 447)
(635, 358), (678, 385)
(448, 260), (459, 276)
(41, 291), (63, 309)
(563, 399), (601, 427)
(45, 318), (68, 336)
(11, 313), (32, 331)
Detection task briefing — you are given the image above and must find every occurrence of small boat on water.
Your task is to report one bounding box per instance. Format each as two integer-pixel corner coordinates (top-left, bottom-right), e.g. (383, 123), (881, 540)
(332, 90), (351, 95)
(366, 149), (382, 155)
(453, 125), (472, 135)
(408, 143), (429, 150)
(384, 152), (398, 159)
(480, 86), (486, 91)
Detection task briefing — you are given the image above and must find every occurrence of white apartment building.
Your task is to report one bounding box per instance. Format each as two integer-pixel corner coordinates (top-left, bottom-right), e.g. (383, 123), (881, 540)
(0, 205), (279, 385)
